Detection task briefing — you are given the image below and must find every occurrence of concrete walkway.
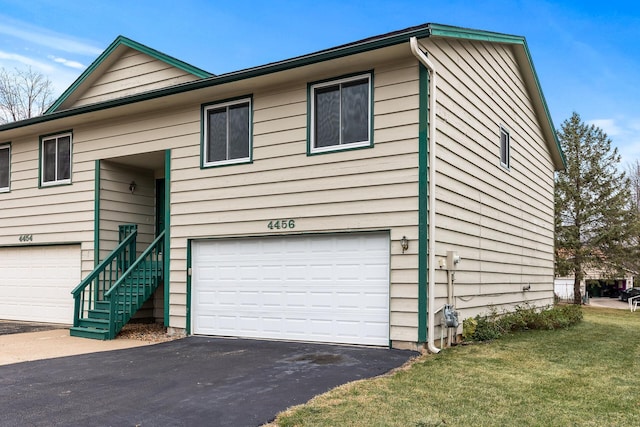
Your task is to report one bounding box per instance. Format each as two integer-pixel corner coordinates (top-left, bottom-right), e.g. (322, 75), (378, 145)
(0, 328), (153, 366)
(587, 297), (629, 310)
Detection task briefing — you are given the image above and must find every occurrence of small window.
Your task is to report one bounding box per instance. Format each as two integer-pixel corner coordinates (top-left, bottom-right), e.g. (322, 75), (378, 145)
(202, 98), (252, 167)
(500, 126), (510, 169)
(41, 132), (72, 186)
(309, 73), (372, 154)
(0, 143), (10, 192)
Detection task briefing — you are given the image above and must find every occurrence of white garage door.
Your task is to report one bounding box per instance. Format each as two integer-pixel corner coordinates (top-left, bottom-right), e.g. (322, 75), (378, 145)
(192, 233), (390, 346)
(0, 245), (81, 324)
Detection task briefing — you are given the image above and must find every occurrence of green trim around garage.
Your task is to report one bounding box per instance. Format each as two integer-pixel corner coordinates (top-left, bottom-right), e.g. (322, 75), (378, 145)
(417, 63), (429, 343)
(94, 160), (100, 266)
(47, 36), (213, 114)
(186, 239), (192, 335)
(163, 150), (171, 327)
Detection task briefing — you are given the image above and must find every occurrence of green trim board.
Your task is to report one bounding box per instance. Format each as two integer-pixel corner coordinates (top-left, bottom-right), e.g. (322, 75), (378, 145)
(46, 35), (213, 114)
(94, 160), (100, 266)
(417, 63), (429, 343)
(186, 239), (191, 335)
(163, 150), (171, 327)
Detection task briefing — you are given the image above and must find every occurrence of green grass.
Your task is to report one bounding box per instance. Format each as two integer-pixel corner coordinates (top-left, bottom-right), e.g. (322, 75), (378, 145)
(272, 307), (640, 427)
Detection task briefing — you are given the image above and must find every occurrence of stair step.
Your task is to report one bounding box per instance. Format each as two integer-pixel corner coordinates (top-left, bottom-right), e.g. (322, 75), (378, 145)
(70, 326), (110, 340)
(78, 318), (109, 329)
(88, 309), (110, 320)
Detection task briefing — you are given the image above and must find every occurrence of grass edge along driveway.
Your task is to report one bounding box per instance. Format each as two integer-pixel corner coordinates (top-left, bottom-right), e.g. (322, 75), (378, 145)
(271, 307), (640, 427)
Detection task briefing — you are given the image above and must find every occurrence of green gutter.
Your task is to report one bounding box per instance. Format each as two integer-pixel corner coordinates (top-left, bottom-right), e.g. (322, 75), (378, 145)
(417, 63), (429, 343)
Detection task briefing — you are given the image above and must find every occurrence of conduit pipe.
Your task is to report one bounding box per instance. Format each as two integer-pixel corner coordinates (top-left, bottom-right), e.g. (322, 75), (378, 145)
(410, 36), (440, 354)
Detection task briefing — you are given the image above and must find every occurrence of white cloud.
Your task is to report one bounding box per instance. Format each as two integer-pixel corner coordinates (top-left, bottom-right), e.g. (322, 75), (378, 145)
(589, 117), (640, 166)
(0, 14), (102, 56)
(0, 50), (55, 73)
(48, 56), (85, 70)
(588, 118), (623, 137)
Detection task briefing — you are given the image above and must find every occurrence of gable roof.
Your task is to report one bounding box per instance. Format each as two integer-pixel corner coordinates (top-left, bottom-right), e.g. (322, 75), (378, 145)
(3, 23), (565, 169)
(45, 35), (213, 113)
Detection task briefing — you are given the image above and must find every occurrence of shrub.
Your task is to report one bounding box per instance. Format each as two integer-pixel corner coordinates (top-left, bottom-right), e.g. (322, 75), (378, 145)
(463, 303), (582, 342)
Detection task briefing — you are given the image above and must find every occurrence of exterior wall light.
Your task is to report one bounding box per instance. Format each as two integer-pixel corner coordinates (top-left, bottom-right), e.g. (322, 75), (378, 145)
(401, 236), (409, 253)
(129, 181), (137, 194)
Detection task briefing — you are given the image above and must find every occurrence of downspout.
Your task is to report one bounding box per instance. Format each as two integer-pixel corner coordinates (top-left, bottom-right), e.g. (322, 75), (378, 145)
(410, 36), (440, 354)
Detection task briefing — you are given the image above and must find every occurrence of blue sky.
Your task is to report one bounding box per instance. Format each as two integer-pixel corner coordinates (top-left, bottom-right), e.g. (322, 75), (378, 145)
(1, 0), (638, 164)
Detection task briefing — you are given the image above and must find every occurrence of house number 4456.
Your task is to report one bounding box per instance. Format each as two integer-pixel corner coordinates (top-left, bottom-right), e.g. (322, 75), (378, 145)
(267, 219), (295, 230)
(19, 234), (33, 242)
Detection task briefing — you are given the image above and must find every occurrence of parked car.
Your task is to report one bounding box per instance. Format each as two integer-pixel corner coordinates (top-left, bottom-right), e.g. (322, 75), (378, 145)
(619, 287), (640, 302)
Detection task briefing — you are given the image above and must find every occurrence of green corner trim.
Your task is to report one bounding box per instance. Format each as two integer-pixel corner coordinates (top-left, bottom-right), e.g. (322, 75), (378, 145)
(417, 63), (429, 343)
(94, 160), (100, 266)
(163, 150), (171, 327)
(46, 35), (213, 114)
(186, 239), (192, 335)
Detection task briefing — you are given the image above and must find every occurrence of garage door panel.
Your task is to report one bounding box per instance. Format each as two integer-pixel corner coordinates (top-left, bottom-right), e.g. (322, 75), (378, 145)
(0, 245), (80, 324)
(193, 234), (389, 346)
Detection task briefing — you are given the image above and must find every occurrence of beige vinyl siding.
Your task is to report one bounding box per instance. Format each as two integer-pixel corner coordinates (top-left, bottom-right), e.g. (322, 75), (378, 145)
(98, 160), (155, 258)
(427, 37), (555, 323)
(72, 47), (201, 108)
(0, 134), (95, 280)
(166, 58), (422, 342)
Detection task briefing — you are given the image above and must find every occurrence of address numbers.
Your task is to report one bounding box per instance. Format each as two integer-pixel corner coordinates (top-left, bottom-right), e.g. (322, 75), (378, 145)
(19, 234), (33, 242)
(267, 219), (295, 230)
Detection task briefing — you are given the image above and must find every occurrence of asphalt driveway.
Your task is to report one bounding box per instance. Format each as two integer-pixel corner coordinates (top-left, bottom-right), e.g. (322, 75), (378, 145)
(0, 336), (416, 426)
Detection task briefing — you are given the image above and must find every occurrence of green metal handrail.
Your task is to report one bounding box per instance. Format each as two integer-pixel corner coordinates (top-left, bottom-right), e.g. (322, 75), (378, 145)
(104, 230), (165, 338)
(71, 225), (137, 328)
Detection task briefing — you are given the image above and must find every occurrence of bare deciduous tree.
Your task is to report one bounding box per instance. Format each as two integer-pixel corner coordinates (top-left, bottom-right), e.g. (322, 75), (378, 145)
(0, 67), (54, 124)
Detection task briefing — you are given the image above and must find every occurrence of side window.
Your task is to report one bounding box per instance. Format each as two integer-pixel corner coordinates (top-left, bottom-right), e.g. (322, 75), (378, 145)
(202, 97), (252, 167)
(500, 125), (510, 169)
(309, 73), (373, 154)
(41, 132), (72, 186)
(0, 143), (10, 192)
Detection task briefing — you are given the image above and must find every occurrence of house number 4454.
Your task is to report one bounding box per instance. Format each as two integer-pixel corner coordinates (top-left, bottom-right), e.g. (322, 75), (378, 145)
(19, 234), (33, 242)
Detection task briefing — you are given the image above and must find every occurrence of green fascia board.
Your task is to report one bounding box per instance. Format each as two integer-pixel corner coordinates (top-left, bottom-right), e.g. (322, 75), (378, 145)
(46, 35), (213, 114)
(6, 25), (430, 132)
(3, 21), (565, 170)
(429, 24), (566, 169)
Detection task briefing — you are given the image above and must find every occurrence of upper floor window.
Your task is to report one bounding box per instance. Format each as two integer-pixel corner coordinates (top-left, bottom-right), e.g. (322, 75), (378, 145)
(0, 143), (10, 192)
(202, 97), (252, 167)
(309, 73), (373, 154)
(41, 132), (72, 186)
(500, 125), (510, 169)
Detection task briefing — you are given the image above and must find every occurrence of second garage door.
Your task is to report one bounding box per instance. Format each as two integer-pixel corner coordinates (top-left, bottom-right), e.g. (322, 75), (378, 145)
(0, 245), (81, 324)
(191, 232), (390, 346)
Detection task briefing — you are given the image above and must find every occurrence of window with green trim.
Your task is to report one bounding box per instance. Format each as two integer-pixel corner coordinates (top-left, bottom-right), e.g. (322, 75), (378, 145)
(309, 73), (372, 154)
(500, 125), (510, 169)
(0, 143), (10, 192)
(41, 132), (72, 186)
(202, 98), (252, 167)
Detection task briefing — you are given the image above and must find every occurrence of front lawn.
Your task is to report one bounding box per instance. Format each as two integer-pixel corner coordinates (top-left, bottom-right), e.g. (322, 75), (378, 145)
(272, 306), (640, 427)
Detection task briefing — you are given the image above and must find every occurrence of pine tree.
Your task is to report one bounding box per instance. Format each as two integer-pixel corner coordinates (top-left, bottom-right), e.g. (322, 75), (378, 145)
(555, 112), (637, 304)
